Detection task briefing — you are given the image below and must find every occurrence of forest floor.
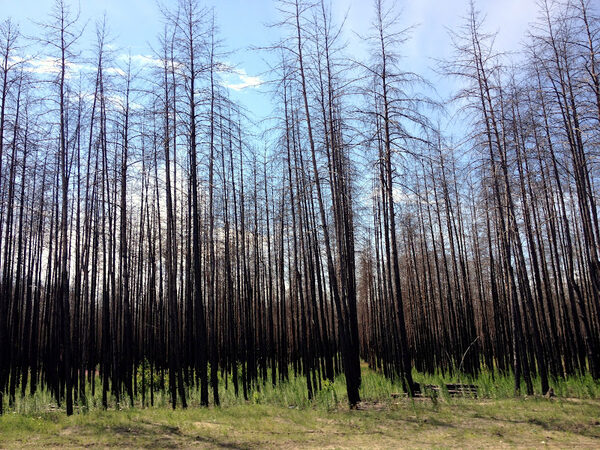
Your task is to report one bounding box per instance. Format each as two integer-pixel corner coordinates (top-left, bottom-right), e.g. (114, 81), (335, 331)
(1, 396), (599, 448)
(2, 365), (600, 448)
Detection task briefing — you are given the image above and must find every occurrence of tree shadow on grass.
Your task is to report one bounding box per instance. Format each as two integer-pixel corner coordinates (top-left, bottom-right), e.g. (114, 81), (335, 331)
(68, 420), (248, 449)
(464, 414), (600, 440)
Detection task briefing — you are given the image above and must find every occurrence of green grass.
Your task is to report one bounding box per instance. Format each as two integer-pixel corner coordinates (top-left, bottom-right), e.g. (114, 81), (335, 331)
(1, 395), (599, 447)
(1, 366), (599, 447)
(411, 367), (600, 400)
(4, 364), (600, 414)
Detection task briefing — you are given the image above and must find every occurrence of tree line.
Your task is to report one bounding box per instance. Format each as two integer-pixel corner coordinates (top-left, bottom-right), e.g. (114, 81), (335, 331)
(0, 0), (598, 415)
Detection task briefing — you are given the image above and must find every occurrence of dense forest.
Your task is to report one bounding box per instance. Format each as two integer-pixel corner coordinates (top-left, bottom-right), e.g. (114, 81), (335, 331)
(0, 0), (599, 417)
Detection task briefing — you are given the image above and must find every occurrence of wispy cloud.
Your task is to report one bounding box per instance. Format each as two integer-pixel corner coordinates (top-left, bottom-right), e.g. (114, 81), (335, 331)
(14, 56), (92, 78)
(223, 67), (263, 91)
(14, 55), (127, 79)
(105, 67), (126, 77)
(124, 53), (163, 67)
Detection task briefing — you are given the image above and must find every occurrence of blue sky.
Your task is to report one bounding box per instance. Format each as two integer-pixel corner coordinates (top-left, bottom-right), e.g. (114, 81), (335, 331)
(1, 0), (540, 125)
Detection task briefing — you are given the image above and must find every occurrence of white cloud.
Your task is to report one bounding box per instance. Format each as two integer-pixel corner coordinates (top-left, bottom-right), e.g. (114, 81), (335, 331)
(106, 67), (126, 77)
(223, 67), (263, 91)
(19, 55), (129, 80)
(19, 56), (92, 77)
(125, 53), (163, 67)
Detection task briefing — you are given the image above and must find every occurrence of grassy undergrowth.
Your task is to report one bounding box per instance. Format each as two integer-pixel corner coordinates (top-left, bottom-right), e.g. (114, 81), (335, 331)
(1, 366), (599, 448)
(5, 364), (600, 415)
(412, 367), (600, 399)
(1, 395), (599, 447)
